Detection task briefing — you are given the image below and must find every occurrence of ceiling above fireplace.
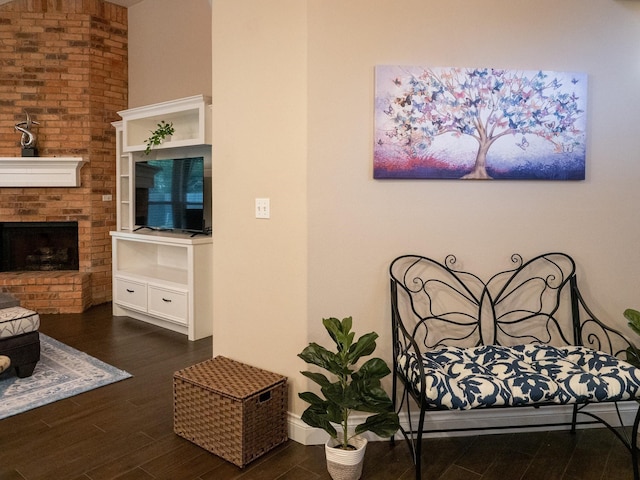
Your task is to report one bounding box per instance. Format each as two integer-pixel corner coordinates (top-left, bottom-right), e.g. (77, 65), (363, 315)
(0, 157), (86, 187)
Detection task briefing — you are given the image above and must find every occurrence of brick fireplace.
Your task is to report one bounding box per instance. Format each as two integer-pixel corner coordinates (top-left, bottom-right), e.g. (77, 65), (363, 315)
(0, 1), (128, 313)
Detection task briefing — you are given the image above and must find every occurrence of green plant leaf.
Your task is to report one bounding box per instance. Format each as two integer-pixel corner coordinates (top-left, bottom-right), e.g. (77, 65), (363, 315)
(354, 357), (391, 381)
(301, 406), (338, 439)
(323, 381), (361, 410)
(299, 343), (342, 374)
(298, 391), (327, 407)
(322, 317), (343, 347)
(626, 346), (640, 368)
(325, 403), (345, 425)
(624, 309), (640, 336)
(354, 411), (400, 438)
(355, 384), (394, 413)
(341, 316), (352, 335)
(323, 317), (352, 352)
(348, 332), (378, 364)
(300, 370), (333, 389)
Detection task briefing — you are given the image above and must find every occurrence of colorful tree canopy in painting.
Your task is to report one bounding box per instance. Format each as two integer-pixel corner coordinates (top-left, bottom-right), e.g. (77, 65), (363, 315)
(374, 66), (587, 179)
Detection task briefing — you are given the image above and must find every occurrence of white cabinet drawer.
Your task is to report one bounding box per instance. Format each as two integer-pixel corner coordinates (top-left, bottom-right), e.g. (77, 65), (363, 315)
(148, 286), (188, 325)
(114, 277), (147, 311)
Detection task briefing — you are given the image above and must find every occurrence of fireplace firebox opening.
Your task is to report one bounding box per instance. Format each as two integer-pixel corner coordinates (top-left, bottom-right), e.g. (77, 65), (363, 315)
(0, 222), (79, 272)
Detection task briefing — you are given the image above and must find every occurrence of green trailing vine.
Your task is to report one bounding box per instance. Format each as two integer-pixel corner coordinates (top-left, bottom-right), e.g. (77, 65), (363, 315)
(144, 120), (175, 155)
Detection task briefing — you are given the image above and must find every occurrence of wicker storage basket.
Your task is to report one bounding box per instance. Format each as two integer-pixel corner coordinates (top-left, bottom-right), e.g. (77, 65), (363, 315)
(173, 356), (288, 467)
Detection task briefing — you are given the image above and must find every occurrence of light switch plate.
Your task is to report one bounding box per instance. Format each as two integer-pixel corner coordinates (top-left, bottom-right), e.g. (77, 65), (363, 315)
(255, 198), (270, 219)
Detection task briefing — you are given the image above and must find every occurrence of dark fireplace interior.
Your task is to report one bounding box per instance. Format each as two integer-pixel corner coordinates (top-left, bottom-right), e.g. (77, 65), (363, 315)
(0, 222), (79, 272)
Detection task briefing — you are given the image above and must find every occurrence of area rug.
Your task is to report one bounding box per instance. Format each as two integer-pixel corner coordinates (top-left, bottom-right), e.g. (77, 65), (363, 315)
(0, 334), (132, 420)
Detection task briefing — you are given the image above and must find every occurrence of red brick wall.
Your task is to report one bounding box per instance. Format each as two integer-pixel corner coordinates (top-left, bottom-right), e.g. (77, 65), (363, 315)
(0, 0), (127, 312)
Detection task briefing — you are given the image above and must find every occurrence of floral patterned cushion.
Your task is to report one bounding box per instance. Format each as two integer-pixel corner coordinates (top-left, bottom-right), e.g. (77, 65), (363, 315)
(397, 344), (640, 410)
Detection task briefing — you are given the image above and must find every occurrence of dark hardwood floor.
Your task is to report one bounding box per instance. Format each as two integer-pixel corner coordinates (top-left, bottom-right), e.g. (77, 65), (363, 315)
(0, 303), (637, 479)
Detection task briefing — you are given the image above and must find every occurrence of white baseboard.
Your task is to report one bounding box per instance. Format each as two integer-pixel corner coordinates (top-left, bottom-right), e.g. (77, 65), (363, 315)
(288, 412), (329, 445)
(287, 412), (390, 445)
(287, 402), (639, 446)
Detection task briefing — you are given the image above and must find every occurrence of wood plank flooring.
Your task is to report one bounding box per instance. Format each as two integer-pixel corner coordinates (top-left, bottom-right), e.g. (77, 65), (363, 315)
(0, 303), (637, 479)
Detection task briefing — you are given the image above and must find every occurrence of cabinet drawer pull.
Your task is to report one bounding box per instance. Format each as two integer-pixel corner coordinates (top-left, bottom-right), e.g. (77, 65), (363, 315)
(126, 288), (135, 293)
(162, 298), (172, 303)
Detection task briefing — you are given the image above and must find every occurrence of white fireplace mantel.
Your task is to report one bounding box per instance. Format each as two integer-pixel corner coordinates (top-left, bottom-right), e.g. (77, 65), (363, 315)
(0, 157), (86, 187)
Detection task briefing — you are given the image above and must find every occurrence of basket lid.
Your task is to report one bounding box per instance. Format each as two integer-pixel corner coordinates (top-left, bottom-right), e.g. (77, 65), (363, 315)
(174, 356), (286, 400)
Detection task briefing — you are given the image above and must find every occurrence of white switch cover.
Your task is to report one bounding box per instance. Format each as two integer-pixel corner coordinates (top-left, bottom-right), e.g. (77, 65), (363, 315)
(255, 198), (270, 219)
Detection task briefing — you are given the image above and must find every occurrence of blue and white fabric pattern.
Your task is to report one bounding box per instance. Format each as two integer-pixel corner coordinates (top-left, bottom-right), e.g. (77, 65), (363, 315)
(397, 344), (640, 410)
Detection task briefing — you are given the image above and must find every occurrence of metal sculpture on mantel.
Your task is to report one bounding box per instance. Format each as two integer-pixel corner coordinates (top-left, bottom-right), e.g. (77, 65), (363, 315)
(15, 110), (39, 157)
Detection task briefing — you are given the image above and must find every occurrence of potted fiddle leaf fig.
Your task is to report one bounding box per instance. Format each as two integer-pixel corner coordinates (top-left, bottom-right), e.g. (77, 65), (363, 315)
(144, 120), (175, 155)
(298, 316), (400, 480)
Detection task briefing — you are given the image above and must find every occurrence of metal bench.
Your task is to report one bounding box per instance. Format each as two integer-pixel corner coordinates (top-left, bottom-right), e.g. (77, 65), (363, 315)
(389, 252), (640, 480)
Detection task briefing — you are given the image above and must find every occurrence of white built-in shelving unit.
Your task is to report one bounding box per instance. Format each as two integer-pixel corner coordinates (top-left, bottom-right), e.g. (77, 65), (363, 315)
(111, 95), (213, 341)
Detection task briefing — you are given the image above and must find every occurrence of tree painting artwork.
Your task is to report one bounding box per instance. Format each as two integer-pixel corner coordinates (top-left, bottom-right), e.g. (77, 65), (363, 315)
(374, 66), (587, 180)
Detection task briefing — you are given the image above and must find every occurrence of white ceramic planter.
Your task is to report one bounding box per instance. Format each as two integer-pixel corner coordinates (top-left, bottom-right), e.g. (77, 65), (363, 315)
(325, 435), (368, 480)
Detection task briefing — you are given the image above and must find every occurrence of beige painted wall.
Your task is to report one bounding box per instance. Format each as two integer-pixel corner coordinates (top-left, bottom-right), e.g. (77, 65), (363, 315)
(211, 0), (640, 426)
(307, 0), (640, 344)
(211, 0), (309, 412)
(128, 0), (211, 108)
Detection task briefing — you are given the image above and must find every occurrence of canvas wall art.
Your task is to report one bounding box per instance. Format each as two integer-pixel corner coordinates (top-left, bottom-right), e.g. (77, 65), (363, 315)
(374, 66), (587, 180)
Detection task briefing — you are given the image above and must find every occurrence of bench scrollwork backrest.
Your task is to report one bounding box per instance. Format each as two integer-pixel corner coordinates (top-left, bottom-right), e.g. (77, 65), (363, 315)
(389, 253), (578, 360)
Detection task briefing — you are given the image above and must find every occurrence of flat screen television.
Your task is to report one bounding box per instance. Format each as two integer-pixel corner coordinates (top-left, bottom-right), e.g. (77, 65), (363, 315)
(135, 156), (211, 235)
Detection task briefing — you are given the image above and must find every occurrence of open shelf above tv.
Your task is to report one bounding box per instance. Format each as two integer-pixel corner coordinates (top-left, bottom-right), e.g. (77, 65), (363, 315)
(118, 95), (212, 153)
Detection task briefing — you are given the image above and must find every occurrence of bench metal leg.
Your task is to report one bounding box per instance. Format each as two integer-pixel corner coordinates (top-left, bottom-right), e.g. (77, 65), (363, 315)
(414, 408), (426, 480)
(394, 381), (426, 480)
(633, 403), (640, 480)
(570, 403), (578, 434)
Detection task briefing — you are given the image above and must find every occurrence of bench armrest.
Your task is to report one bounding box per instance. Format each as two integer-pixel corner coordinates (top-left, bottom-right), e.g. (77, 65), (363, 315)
(571, 276), (640, 363)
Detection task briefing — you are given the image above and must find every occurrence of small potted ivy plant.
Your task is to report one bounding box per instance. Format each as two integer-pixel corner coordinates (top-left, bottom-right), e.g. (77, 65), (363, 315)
(298, 316), (400, 480)
(144, 120), (175, 155)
